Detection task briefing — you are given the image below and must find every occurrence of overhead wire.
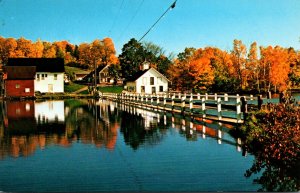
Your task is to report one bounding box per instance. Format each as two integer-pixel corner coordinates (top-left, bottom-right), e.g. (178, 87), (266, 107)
(116, 0), (145, 42)
(108, 0), (126, 36)
(138, 0), (177, 42)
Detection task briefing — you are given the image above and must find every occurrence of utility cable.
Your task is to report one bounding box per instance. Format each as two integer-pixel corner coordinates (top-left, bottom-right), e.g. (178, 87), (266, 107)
(108, 0), (126, 35)
(117, 0), (145, 42)
(138, 0), (177, 42)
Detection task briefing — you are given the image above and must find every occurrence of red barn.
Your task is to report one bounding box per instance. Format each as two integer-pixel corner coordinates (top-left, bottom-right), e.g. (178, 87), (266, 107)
(3, 66), (36, 97)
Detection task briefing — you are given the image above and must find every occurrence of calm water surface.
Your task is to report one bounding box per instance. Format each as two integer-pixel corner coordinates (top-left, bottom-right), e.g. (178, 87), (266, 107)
(0, 99), (260, 192)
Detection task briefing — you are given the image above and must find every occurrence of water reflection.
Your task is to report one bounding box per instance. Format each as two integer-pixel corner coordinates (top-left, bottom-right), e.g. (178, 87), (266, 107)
(0, 99), (244, 159)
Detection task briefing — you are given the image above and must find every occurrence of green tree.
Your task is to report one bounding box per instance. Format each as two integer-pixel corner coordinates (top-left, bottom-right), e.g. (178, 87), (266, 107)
(119, 38), (150, 80)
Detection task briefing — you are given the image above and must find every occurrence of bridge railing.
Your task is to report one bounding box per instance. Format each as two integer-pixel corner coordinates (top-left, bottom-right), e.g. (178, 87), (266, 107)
(101, 92), (262, 124)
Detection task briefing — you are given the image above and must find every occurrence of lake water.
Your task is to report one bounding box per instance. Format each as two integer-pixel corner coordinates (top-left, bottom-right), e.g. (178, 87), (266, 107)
(0, 99), (261, 192)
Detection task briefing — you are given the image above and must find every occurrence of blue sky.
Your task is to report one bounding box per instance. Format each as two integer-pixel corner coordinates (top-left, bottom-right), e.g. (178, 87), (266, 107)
(0, 0), (299, 55)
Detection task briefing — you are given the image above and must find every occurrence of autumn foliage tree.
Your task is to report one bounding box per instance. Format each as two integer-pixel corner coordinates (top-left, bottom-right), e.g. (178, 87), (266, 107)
(0, 36), (119, 71)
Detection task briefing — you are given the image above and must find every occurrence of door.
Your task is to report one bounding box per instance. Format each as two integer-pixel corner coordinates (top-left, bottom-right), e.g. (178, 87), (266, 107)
(48, 84), (53, 93)
(152, 86), (156, 94)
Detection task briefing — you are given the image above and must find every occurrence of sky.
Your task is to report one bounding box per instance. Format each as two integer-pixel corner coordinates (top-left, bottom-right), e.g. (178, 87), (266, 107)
(0, 0), (300, 56)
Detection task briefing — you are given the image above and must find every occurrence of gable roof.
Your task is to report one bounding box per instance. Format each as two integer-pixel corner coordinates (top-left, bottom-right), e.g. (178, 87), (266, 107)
(82, 64), (108, 81)
(127, 68), (151, 82)
(127, 68), (169, 82)
(7, 58), (64, 72)
(4, 66), (36, 80)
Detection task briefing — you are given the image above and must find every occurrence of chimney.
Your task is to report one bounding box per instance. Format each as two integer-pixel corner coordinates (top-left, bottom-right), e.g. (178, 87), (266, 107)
(142, 62), (150, 70)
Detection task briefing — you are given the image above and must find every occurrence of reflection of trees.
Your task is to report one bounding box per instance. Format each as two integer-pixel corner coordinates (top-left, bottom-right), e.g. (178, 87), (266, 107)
(0, 99), (120, 159)
(63, 99), (118, 150)
(119, 111), (166, 150)
(245, 157), (300, 191)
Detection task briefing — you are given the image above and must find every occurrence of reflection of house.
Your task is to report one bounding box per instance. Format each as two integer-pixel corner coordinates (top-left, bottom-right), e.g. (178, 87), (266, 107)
(35, 101), (65, 123)
(3, 66), (36, 97)
(3, 101), (36, 134)
(7, 58), (65, 93)
(125, 63), (168, 94)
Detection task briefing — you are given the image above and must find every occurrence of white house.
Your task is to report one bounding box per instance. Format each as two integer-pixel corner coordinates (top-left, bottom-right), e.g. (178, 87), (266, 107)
(125, 64), (168, 94)
(7, 58), (65, 93)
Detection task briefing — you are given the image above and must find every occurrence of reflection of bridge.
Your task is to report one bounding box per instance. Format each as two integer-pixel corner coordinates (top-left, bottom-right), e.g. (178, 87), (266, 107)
(102, 92), (266, 124)
(117, 100), (246, 155)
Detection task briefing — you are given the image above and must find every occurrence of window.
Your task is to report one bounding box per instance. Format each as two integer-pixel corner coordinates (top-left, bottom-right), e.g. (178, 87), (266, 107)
(150, 77), (154, 85)
(15, 84), (20, 89)
(54, 74), (57, 80)
(41, 74), (45, 80)
(159, 86), (163, 92)
(45, 74), (48, 78)
(141, 86), (145, 93)
(25, 88), (30, 93)
(37, 74), (40, 81)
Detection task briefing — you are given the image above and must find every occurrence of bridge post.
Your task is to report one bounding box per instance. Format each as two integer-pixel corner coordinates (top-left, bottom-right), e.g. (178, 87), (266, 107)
(190, 93), (193, 100)
(218, 122), (222, 144)
(181, 96), (186, 114)
(190, 122), (194, 130)
(202, 124), (206, 139)
(178, 93), (181, 99)
(189, 97), (193, 114)
(145, 95), (148, 104)
(224, 93), (228, 102)
(236, 95), (241, 123)
(171, 95), (175, 111)
(157, 95), (160, 107)
(150, 95), (154, 106)
(257, 95), (262, 110)
(172, 115), (175, 128)
(205, 93), (208, 100)
(202, 98), (206, 118)
(181, 119), (186, 131)
(214, 93), (218, 101)
(250, 94), (254, 100)
(163, 94), (167, 109)
(217, 98), (222, 120)
(197, 93), (200, 100)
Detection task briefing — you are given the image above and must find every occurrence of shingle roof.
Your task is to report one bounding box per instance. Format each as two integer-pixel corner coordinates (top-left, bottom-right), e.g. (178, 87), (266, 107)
(4, 66), (36, 80)
(7, 58), (64, 72)
(126, 68), (151, 82)
(82, 64), (107, 81)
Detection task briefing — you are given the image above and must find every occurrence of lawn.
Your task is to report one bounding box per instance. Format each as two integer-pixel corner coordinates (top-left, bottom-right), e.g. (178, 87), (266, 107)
(65, 66), (90, 75)
(64, 83), (86, 93)
(97, 86), (124, 93)
(79, 86), (124, 94)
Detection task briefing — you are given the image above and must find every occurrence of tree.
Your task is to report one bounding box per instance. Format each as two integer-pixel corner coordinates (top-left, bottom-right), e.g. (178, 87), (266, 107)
(119, 38), (149, 80)
(34, 39), (44, 58)
(42, 42), (56, 58)
(247, 42), (260, 92)
(101, 37), (118, 66)
(0, 37), (17, 65)
(142, 41), (173, 76)
(13, 37), (35, 57)
(260, 46), (290, 92)
(189, 53), (214, 91)
(231, 39), (247, 89)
